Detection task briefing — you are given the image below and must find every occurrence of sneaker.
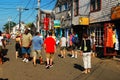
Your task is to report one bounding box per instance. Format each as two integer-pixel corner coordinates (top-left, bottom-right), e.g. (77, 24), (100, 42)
(22, 58), (26, 62)
(71, 55), (74, 58)
(46, 65), (49, 69)
(50, 65), (53, 68)
(61, 56), (63, 58)
(25, 59), (29, 63)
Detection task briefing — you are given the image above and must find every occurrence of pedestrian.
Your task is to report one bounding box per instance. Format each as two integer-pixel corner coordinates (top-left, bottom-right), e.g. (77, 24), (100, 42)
(15, 33), (21, 59)
(80, 33), (92, 74)
(32, 32), (44, 67)
(6, 32), (11, 45)
(60, 34), (67, 58)
(21, 28), (32, 63)
(0, 31), (6, 64)
(71, 32), (79, 58)
(44, 32), (56, 69)
(52, 33), (56, 41)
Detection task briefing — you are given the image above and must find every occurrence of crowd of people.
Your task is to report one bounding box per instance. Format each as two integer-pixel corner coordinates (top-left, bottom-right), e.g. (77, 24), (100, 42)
(0, 28), (93, 74)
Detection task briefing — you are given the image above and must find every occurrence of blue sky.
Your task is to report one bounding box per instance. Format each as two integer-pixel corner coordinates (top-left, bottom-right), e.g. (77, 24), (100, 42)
(0, 0), (57, 31)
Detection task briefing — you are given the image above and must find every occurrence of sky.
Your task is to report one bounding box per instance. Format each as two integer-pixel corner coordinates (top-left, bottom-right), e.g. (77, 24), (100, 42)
(0, 0), (57, 31)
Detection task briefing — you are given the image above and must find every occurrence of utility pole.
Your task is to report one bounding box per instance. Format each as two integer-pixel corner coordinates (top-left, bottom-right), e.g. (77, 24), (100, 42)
(37, 0), (41, 32)
(8, 17), (11, 33)
(17, 7), (29, 31)
(17, 7), (22, 31)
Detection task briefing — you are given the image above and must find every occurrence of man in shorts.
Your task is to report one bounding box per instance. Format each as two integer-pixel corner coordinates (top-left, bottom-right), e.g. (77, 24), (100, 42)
(32, 32), (44, 66)
(44, 32), (56, 69)
(21, 28), (32, 63)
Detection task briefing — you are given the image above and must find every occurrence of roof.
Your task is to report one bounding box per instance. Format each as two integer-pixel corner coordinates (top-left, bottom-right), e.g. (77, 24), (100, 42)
(40, 9), (52, 14)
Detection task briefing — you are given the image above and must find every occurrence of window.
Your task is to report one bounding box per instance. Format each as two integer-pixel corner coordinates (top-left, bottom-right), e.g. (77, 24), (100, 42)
(90, 0), (101, 12)
(64, 3), (68, 10)
(58, 5), (62, 12)
(74, 0), (79, 16)
(62, 3), (68, 11)
(62, 5), (65, 11)
(55, 7), (59, 13)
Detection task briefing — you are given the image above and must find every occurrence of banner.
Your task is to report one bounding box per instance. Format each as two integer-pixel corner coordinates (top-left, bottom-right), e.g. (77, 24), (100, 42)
(44, 18), (49, 30)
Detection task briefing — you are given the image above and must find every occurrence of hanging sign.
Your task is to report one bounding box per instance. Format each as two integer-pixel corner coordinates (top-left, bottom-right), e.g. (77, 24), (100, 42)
(54, 20), (60, 28)
(79, 17), (89, 25)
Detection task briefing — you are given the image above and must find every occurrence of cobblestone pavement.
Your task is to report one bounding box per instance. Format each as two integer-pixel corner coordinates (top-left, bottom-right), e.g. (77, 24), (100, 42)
(0, 40), (120, 80)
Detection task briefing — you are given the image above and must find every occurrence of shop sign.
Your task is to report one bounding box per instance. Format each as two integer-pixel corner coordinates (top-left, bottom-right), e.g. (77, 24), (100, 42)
(54, 20), (60, 28)
(79, 17), (89, 25)
(111, 6), (120, 20)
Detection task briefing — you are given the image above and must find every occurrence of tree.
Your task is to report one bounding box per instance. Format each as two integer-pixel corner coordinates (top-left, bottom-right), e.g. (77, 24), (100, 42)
(3, 21), (16, 33)
(26, 22), (36, 35)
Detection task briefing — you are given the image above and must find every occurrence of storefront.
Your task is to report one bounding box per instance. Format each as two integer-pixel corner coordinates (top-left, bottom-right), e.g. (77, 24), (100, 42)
(111, 5), (120, 55)
(72, 17), (89, 45)
(88, 22), (119, 58)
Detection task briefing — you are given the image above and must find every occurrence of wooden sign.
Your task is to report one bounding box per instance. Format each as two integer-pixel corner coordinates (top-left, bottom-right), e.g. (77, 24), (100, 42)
(111, 6), (120, 20)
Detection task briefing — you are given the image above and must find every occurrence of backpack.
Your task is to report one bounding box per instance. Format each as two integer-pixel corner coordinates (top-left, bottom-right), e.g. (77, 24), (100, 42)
(72, 36), (79, 44)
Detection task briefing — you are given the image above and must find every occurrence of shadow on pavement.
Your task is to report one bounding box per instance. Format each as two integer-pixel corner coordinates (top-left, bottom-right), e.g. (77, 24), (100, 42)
(2, 49), (8, 56)
(0, 78), (8, 80)
(74, 64), (85, 71)
(3, 57), (9, 63)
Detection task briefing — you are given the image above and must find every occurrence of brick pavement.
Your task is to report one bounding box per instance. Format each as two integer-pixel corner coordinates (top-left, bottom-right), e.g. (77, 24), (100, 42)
(0, 40), (120, 80)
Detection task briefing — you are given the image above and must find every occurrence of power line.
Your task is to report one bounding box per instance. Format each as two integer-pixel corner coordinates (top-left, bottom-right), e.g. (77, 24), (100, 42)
(40, 0), (55, 8)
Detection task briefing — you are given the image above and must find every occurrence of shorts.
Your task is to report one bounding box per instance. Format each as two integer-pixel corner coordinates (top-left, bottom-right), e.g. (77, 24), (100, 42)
(21, 47), (31, 54)
(60, 46), (66, 50)
(32, 50), (42, 57)
(15, 43), (21, 51)
(71, 44), (78, 50)
(46, 53), (54, 59)
(0, 46), (2, 53)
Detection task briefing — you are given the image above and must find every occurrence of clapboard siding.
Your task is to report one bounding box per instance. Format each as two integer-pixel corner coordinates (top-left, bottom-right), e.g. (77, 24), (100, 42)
(90, 0), (118, 23)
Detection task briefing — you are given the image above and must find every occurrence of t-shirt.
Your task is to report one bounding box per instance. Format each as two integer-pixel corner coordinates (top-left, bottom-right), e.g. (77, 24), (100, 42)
(60, 37), (67, 47)
(32, 36), (43, 50)
(0, 36), (3, 46)
(44, 36), (56, 53)
(6, 34), (11, 39)
(22, 33), (32, 47)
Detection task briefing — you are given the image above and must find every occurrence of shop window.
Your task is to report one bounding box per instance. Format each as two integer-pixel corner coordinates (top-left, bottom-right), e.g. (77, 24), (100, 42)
(95, 26), (104, 47)
(89, 23), (117, 57)
(88, 26), (104, 47)
(90, 0), (101, 12)
(74, 0), (79, 16)
(88, 25), (104, 58)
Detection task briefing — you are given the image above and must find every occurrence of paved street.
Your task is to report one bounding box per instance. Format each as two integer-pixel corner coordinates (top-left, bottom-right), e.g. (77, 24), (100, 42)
(0, 40), (120, 80)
